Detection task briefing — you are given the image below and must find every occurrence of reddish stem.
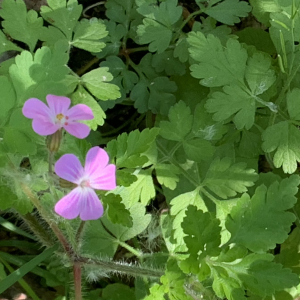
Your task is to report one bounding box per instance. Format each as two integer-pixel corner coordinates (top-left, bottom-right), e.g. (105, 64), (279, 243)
(73, 263), (82, 300)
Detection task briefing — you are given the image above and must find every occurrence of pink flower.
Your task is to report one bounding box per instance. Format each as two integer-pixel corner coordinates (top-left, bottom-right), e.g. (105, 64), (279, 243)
(54, 147), (116, 220)
(22, 94), (94, 139)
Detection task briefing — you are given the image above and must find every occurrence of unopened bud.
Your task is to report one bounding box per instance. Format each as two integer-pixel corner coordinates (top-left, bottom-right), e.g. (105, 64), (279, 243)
(46, 129), (62, 153)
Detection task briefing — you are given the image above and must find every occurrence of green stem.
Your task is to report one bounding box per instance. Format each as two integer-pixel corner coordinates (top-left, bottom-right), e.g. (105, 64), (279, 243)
(175, 10), (202, 40)
(117, 240), (142, 258)
(156, 140), (199, 187)
(200, 187), (218, 205)
(75, 221), (86, 247)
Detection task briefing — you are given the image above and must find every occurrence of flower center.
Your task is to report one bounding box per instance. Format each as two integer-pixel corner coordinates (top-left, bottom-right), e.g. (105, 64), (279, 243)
(79, 179), (90, 188)
(55, 114), (69, 126)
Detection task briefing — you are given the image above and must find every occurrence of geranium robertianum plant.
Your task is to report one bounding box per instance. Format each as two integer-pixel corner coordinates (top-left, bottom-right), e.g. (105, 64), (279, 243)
(1, 0), (300, 299)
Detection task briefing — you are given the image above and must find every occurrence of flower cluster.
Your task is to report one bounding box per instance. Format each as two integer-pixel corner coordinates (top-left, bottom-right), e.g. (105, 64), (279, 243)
(23, 95), (116, 220)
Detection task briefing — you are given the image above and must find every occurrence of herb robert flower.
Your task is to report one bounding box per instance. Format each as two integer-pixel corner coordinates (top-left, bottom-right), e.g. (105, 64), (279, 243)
(54, 147), (116, 220)
(22, 94), (94, 139)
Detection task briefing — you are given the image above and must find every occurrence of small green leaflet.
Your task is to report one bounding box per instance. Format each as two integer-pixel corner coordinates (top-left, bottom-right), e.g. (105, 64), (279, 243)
(71, 86), (106, 130)
(188, 32), (247, 87)
(102, 202), (152, 242)
(262, 88), (300, 174)
(0, 30), (22, 55)
(181, 206), (221, 275)
(159, 101), (193, 141)
(151, 50), (186, 76)
(81, 67), (121, 101)
(202, 157), (258, 199)
(106, 128), (160, 168)
(100, 56), (139, 94)
(0, 0), (43, 52)
(205, 85), (256, 130)
(131, 76), (177, 115)
(155, 163), (180, 190)
(203, 0), (252, 26)
(159, 101), (215, 161)
(137, 0), (182, 53)
(170, 189), (208, 249)
(105, 0), (137, 24)
(226, 176), (299, 252)
(40, 0), (82, 40)
(117, 169), (156, 206)
(144, 259), (193, 300)
(102, 194), (133, 227)
(71, 18), (108, 52)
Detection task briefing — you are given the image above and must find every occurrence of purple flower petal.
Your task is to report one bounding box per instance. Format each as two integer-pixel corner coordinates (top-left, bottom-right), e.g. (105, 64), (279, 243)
(55, 154), (84, 184)
(22, 98), (51, 119)
(32, 118), (59, 136)
(54, 187), (82, 219)
(46, 95), (70, 115)
(67, 104), (94, 121)
(64, 122), (91, 139)
(79, 188), (104, 220)
(84, 147), (109, 177)
(89, 164), (116, 190)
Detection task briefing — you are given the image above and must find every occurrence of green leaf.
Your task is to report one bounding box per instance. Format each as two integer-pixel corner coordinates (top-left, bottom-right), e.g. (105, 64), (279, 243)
(102, 202), (151, 242)
(81, 67), (121, 101)
(262, 121), (300, 174)
(182, 139), (215, 162)
(205, 85), (256, 130)
(226, 176), (299, 252)
(137, 18), (172, 53)
(151, 50), (186, 76)
(170, 189), (208, 248)
(106, 128), (160, 168)
(9, 44), (69, 102)
(102, 283), (135, 300)
(40, 0), (82, 40)
(245, 52), (276, 96)
(0, 76), (16, 126)
(192, 102), (227, 140)
(287, 88), (300, 121)
(187, 32), (247, 87)
(100, 55), (139, 94)
(0, 0), (43, 51)
(118, 169), (156, 206)
(211, 253), (299, 299)
(71, 85), (106, 130)
(155, 164), (180, 190)
(159, 101), (193, 141)
(0, 30), (22, 55)
(116, 169), (138, 187)
(137, 0), (182, 53)
(103, 194), (133, 227)
(71, 18), (108, 52)
(203, 157), (258, 199)
(204, 0), (251, 25)
(181, 206), (221, 274)
(131, 76), (177, 115)
(238, 130), (262, 158)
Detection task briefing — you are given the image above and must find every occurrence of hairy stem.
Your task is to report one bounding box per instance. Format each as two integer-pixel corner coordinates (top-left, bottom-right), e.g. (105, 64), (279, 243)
(78, 256), (164, 278)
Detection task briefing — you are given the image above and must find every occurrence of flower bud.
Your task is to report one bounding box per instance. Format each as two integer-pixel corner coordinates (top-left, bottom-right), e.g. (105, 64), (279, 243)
(46, 129), (62, 153)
